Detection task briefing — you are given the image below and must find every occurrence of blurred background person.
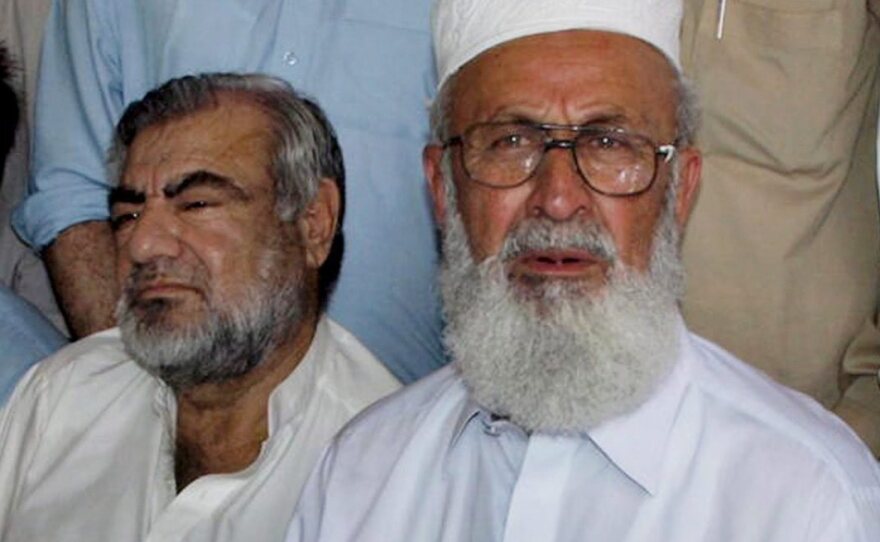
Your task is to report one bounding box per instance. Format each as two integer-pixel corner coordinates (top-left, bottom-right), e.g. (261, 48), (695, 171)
(680, 0), (880, 454)
(0, 43), (65, 405)
(0, 0), (63, 334)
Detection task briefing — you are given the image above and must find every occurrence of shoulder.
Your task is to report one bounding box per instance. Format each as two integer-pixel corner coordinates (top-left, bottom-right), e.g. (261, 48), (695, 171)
(5, 328), (145, 416)
(0, 328), (149, 474)
(316, 318), (402, 410)
(684, 332), (880, 488)
(329, 364), (466, 456)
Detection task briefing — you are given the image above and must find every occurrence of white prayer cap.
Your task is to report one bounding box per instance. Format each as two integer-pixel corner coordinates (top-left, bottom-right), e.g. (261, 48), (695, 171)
(432, 0), (683, 89)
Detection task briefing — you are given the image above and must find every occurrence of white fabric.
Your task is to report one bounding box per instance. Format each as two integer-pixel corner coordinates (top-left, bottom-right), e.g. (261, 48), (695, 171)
(0, 317), (400, 542)
(432, 0), (683, 88)
(288, 320), (880, 541)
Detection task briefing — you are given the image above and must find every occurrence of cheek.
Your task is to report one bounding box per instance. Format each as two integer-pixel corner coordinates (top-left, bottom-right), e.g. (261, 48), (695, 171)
(179, 229), (243, 290)
(116, 257), (133, 290)
(193, 217), (290, 291)
(597, 199), (663, 270)
(456, 186), (531, 260)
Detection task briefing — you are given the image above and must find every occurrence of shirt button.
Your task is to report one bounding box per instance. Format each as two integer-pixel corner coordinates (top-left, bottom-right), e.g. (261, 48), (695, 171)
(481, 418), (501, 437)
(283, 51), (298, 66)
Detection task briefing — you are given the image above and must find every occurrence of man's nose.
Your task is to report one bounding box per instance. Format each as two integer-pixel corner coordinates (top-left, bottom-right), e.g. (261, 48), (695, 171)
(526, 145), (596, 221)
(125, 206), (183, 264)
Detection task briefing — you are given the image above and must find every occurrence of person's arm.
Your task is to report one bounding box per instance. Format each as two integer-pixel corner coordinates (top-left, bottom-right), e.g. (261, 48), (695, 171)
(12, 0), (124, 337)
(835, 313), (880, 457)
(43, 221), (116, 337)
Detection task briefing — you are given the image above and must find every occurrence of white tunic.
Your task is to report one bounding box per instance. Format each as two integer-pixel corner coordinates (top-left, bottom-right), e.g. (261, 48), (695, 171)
(0, 317), (400, 542)
(288, 322), (880, 541)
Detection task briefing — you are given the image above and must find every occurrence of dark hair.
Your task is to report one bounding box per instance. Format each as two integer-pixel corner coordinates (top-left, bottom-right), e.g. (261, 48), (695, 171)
(109, 73), (346, 304)
(0, 43), (19, 176)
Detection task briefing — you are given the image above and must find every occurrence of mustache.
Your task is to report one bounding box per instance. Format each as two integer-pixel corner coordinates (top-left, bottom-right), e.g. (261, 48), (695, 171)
(121, 258), (208, 299)
(499, 219), (618, 262)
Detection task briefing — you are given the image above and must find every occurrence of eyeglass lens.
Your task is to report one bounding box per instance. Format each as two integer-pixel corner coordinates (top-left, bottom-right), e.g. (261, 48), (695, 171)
(461, 123), (658, 195)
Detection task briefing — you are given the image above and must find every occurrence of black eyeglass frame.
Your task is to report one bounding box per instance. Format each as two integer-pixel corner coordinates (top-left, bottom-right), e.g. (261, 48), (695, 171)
(442, 121), (679, 197)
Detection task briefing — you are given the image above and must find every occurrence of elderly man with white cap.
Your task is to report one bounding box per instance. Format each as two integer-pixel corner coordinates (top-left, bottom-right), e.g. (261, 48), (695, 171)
(286, 0), (880, 540)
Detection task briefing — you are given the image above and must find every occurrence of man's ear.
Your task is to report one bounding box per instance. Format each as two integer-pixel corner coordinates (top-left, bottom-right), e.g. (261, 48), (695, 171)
(674, 146), (702, 229)
(423, 144), (448, 227)
(297, 178), (341, 269)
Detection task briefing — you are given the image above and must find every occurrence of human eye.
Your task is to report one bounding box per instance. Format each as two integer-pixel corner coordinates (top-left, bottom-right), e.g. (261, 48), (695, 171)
(580, 130), (644, 164)
(109, 208), (141, 231)
(478, 124), (538, 153)
(585, 132), (631, 151)
(492, 132), (527, 149)
(182, 199), (212, 211)
(177, 189), (222, 213)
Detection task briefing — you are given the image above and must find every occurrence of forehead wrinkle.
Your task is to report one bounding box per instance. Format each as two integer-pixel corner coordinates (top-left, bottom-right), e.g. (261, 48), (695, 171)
(122, 102), (275, 199)
(452, 31), (678, 141)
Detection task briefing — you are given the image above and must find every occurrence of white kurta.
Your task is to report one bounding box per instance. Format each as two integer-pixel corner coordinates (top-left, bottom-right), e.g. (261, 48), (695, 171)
(0, 317), (400, 542)
(288, 321), (880, 542)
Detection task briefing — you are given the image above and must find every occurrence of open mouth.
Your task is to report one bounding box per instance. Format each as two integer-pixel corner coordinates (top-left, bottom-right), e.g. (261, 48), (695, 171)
(511, 249), (608, 279)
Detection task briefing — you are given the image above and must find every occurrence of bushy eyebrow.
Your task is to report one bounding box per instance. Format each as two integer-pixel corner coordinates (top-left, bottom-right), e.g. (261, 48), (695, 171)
(108, 186), (145, 207)
(579, 113), (630, 129)
(109, 170), (252, 209)
(492, 112), (630, 128)
(162, 170), (251, 201)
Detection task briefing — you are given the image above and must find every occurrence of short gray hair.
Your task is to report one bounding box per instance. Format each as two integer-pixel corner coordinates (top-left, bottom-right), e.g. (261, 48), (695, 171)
(429, 64), (701, 147)
(109, 73), (346, 302)
(109, 72), (345, 222)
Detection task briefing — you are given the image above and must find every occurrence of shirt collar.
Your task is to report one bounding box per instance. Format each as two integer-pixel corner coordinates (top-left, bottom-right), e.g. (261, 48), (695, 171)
(149, 315), (333, 438)
(588, 319), (692, 495)
(450, 393), (482, 448)
(265, 315), (332, 435)
(450, 317), (694, 496)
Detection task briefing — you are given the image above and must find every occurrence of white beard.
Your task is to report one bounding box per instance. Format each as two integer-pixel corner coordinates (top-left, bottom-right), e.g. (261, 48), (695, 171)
(439, 192), (685, 434)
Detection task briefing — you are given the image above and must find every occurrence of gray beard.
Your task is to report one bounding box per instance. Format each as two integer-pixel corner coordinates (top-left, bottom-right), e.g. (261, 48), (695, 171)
(116, 259), (304, 391)
(439, 195), (685, 434)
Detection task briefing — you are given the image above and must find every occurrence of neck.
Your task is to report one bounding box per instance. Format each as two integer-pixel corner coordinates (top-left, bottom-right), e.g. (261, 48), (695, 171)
(173, 311), (319, 492)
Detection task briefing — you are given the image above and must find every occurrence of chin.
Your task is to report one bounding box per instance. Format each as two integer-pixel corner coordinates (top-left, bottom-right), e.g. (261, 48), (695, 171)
(509, 273), (608, 307)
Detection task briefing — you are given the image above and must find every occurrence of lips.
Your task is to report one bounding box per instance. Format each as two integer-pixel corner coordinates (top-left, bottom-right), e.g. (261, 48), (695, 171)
(132, 281), (202, 300)
(510, 249), (608, 279)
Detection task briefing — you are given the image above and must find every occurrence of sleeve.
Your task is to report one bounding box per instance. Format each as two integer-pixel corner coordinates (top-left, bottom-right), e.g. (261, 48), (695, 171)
(837, 314), (880, 457)
(11, 0), (123, 250)
(802, 468), (880, 542)
(0, 366), (48, 537)
(834, 0), (880, 457)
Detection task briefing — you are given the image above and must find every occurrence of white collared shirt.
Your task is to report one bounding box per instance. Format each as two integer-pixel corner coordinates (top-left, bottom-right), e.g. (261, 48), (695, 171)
(288, 321), (880, 542)
(0, 317), (400, 542)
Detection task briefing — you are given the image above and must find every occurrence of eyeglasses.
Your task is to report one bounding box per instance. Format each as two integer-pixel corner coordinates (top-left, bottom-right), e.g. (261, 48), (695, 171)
(443, 122), (677, 197)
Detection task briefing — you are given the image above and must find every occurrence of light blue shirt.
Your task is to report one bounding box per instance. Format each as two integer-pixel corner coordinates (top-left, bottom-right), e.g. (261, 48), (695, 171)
(288, 322), (880, 541)
(0, 285), (66, 405)
(15, 0), (445, 383)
